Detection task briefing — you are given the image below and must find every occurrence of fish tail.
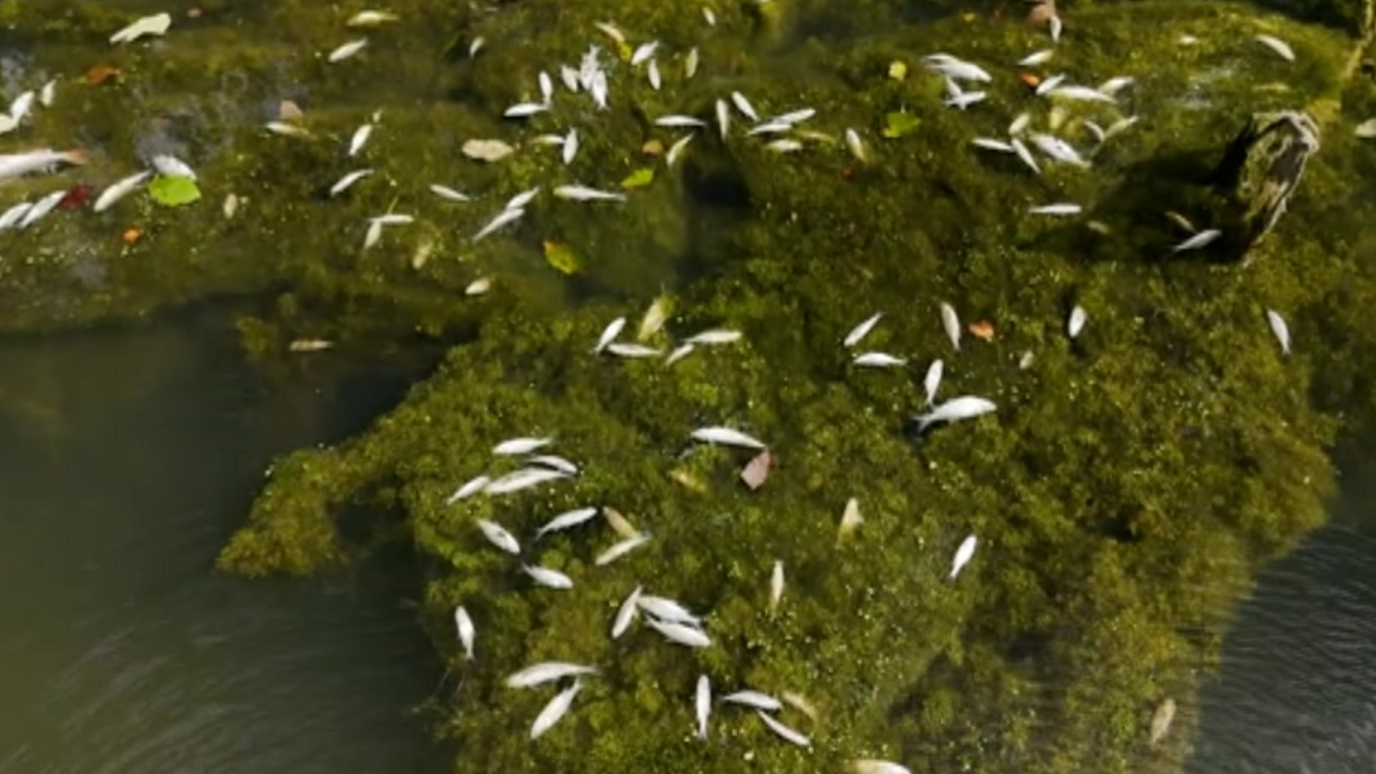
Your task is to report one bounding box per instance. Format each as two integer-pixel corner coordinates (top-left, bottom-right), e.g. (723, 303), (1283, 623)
(912, 414), (934, 434)
(62, 148), (90, 165)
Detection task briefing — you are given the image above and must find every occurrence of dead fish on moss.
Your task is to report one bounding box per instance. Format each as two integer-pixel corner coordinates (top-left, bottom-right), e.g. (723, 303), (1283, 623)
(1150, 697), (1177, 744)
(923, 55), (992, 83)
(1030, 133), (1089, 167)
(854, 352), (907, 368)
(529, 455), (579, 475)
(1173, 229), (1221, 252)
(1029, 202), (1081, 216)
(940, 302), (961, 351)
(723, 690), (782, 711)
(506, 661), (598, 689)
(607, 342), (663, 358)
(912, 396), (997, 433)
(485, 467), (571, 495)
(1255, 34), (1295, 62)
(769, 560), (784, 611)
(612, 585), (642, 639)
(329, 169), (372, 197)
(1067, 305), (1087, 338)
(646, 616), (712, 648)
(843, 312), (882, 347)
(1267, 310), (1291, 355)
(287, 339), (334, 353)
(445, 474), (490, 504)
(504, 102), (549, 119)
(972, 137), (1016, 153)
(472, 207), (525, 242)
(327, 38), (368, 63)
(94, 171), (152, 213)
(265, 121), (313, 139)
(530, 679), (583, 740)
(757, 710), (810, 747)
(109, 12), (172, 45)
(691, 426), (766, 450)
(603, 507), (641, 540)
(595, 533), (650, 565)
(696, 675), (711, 739)
(454, 605), (475, 660)
(949, 534), (977, 580)
(347, 10), (399, 27)
(851, 761), (912, 774)
(347, 123), (372, 156)
(554, 184), (627, 202)
(593, 317), (626, 354)
(493, 437), (553, 456)
(665, 343), (695, 366)
(476, 519), (521, 554)
(923, 359), (944, 406)
(637, 595), (702, 626)
(686, 329), (742, 345)
(151, 154), (196, 180)
(429, 184), (471, 202)
(656, 114), (708, 128)
(525, 564), (575, 589)
(535, 507), (600, 539)
(16, 190), (65, 229)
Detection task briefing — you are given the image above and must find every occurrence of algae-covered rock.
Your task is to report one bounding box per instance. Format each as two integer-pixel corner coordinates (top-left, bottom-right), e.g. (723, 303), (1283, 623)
(1212, 110), (1321, 257)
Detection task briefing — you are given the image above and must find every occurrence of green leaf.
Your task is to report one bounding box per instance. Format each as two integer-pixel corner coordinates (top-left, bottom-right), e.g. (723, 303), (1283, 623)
(881, 111), (921, 139)
(542, 240), (580, 275)
(148, 175), (201, 207)
(621, 167), (655, 190)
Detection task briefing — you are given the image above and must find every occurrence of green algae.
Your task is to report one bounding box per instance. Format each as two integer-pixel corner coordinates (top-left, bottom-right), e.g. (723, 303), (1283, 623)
(6, 0), (1376, 772)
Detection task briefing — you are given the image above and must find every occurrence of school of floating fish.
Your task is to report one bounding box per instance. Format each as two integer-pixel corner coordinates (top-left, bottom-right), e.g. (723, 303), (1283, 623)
(0, 5), (1307, 766)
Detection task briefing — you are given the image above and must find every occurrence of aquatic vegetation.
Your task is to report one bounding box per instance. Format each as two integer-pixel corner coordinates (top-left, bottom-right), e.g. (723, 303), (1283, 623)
(6, 0), (1376, 772)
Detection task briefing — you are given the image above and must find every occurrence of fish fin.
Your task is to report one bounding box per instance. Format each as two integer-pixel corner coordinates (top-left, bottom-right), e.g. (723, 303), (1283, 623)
(62, 149), (90, 166)
(911, 413), (934, 434)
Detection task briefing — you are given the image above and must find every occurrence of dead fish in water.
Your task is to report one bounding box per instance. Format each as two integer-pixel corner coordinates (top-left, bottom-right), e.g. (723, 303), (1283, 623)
(151, 154), (196, 179)
(757, 710), (810, 747)
(696, 675), (711, 739)
(769, 560), (784, 611)
(1030, 133), (1089, 167)
(472, 207), (525, 242)
(645, 617), (712, 648)
(603, 508), (641, 540)
(843, 312), (882, 347)
(593, 317), (626, 354)
(287, 339), (334, 353)
(17, 190), (66, 229)
(348, 123), (373, 156)
(595, 533), (650, 565)
(972, 137), (1016, 153)
(851, 761), (913, 774)
(535, 507), (600, 539)
(454, 605), (475, 660)
(347, 10), (399, 27)
(506, 661), (598, 689)
(731, 91), (759, 121)
(1150, 697), (1177, 744)
(327, 38), (368, 63)
(665, 343), (695, 366)
(476, 519), (521, 554)
(562, 128), (579, 164)
(612, 585), (642, 639)
(329, 169), (373, 197)
(691, 426), (766, 450)
(485, 467), (570, 495)
(493, 437), (552, 455)
(1018, 49), (1054, 66)
(656, 114), (708, 128)
(524, 564), (574, 589)
(686, 329), (742, 345)
(429, 184), (470, 202)
(504, 102), (549, 119)
(838, 497), (863, 538)
(445, 474), (490, 504)
(940, 302), (961, 351)
(949, 534), (977, 580)
(723, 689), (782, 711)
(1255, 33), (1295, 61)
(530, 679), (583, 740)
(1067, 305), (1087, 339)
(845, 128), (867, 162)
(554, 184), (626, 202)
(638, 595), (702, 626)
(630, 40), (660, 66)
(93, 170), (152, 213)
(607, 342), (663, 358)
(1267, 309), (1291, 355)
(854, 352), (907, 368)
(923, 359), (944, 406)
(912, 396), (997, 433)
(1173, 229), (1221, 252)
(109, 12), (172, 45)
(1029, 202), (1081, 216)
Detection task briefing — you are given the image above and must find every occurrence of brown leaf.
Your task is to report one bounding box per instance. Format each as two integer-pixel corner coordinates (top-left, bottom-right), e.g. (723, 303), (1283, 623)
(85, 65), (121, 85)
(740, 450), (774, 490)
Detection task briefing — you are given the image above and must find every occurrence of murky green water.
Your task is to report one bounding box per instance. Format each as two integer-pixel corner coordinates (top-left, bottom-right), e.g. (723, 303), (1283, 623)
(0, 307), (447, 774)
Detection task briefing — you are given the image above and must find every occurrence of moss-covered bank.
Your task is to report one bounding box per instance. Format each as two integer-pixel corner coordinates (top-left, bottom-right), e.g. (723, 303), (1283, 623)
(7, 0), (1376, 772)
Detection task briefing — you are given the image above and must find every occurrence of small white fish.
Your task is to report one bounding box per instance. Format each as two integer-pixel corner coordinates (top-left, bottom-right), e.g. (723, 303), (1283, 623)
(485, 467), (569, 495)
(476, 519), (521, 554)
(429, 184), (470, 202)
(328, 38), (368, 63)
(110, 12), (172, 44)
(347, 10), (399, 27)
(17, 190), (65, 229)
(913, 396), (997, 433)
(1030, 133), (1089, 167)
(685, 47), (700, 80)
(844, 312), (882, 347)
(1173, 229), (1222, 252)
(723, 689), (782, 711)
(638, 595), (701, 626)
(766, 139), (803, 153)
(648, 59), (662, 91)
(506, 187), (540, 211)
(348, 123), (373, 156)
(731, 91), (759, 121)
(703, 6), (717, 25)
(854, 352), (907, 368)
(845, 128), (867, 163)
(665, 343), (695, 365)
(716, 99), (731, 140)
(695, 675), (711, 739)
(1030, 202), (1081, 216)
(539, 71), (554, 103)
(93, 171), (152, 213)
(468, 37), (485, 58)
(1009, 113), (1031, 136)
(560, 65), (580, 92)
(151, 154), (196, 180)
(595, 533), (651, 565)
(1256, 34), (1296, 62)
(943, 91), (987, 109)
(1048, 85), (1116, 104)
(656, 114), (707, 128)
(39, 80), (57, 108)
(1097, 76), (1135, 96)
(940, 302), (961, 351)
(1018, 49), (1054, 66)
(465, 277), (492, 296)
(603, 507), (640, 540)
(631, 40), (660, 67)
(771, 108), (816, 125)
(330, 169), (373, 197)
(923, 359), (944, 406)
(493, 437), (552, 456)
(504, 102), (549, 118)
(506, 662), (597, 689)
(593, 316), (626, 354)
(646, 617), (712, 648)
(950, 534), (977, 580)
(554, 184), (626, 202)
(0, 203), (34, 230)
(1267, 309), (1291, 355)
(454, 605), (475, 660)
(691, 426), (765, 450)
(686, 329), (742, 345)
(757, 710), (810, 747)
(1067, 305), (1087, 339)
(746, 120), (792, 136)
(612, 586), (642, 639)
(535, 507), (600, 539)
(594, 22), (626, 44)
(769, 560), (784, 612)
(666, 134), (694, 167)
(6, 90), (32, 123)
(472, 207), (525, 242)
(528, 455), (578, 475)
(445, 474), (491, 504)
(363, 219), (383, 250)
(369, 213), (413, 226)
(1011, 137), (1040, 173)
(1049, 14), (1063, 42)
(525, 565), (574, 589)
(973, 137), (1015, 153)
(1104, 115), (1140, 140)
(607, 342), (663, 358)
(530, 680), (583, 740)
(851, 760), (913, 774)
(265, 121), (313, 139)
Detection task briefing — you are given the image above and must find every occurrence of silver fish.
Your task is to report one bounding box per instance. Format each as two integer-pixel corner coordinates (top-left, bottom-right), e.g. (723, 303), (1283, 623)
(685, 329), (742, 345)
(1011, 137), (1041, 173)
(722, 689), (781, 711)
(506, 661), (597, 689)
(913, 396), (997, 433)
(472, 207), (525, 242)
(563, 128), (579, 165)
(535, 507), (600, 539)
(730, 91), (759, 121)
(647, 59), (662, 90)
(854, 352), (906, 368)
(637, 595), (701, 626)
(595, 533), (650, 565)
(665, 343), (695, 365)
(950, 534), (977, 580)
(528, 454), (578, 475)
(553, 184), (626, 202)
(757, 710), (810, 747)
(330, 169), (373, 197)
(1030, 202), (1081, 216)
(429, 184), (471, 202)
(485, 467), (570, 495)
(93, 170), (152, 213)
(454, 605), (475, 660)
(1068, 305), (1088, 339)
(973, 137), (1016, 153)
(607, 342), (663, 358)
(646, 617), (711, 648)
(769, 560), (784, 612)
(843, 312), (882, 347)
(656, 114), (707, 128)
(612, 585), (642, 639)
(923, 359), (944, 406)
(695, 675), (711, 739)
(593, 317), (626, 354)
(940, 302), (961, 351)
(1267, 309), (1291, 355)
(0, 202), (34, 230)
(348, 123), (373, 156)
(476, 519), (521, 554)
(503, 102), (548, 118)
(691, 426), (765, 449)
(1173, 229), (1222, 252)
(524, 564), (574, 589)
(151, 154), (196, 179)
(1255, 34), (1295, 61)
(493, 437), (552, 455)
(17, 190), (65, 229)
(1030, 133), (1089, 167)
(851, 761), (913, 774)
(446, 474), (490, 504)
(506, 187), (539, 211)
(327, 38), (368, 63)
(1018, 49), (1054, 66)
(530, 679), (582, 740)
(630, 40), (659, 66)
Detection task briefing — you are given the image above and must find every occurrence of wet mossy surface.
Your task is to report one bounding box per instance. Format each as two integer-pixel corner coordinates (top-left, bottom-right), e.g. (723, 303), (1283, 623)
(6, 0), (1376, 772)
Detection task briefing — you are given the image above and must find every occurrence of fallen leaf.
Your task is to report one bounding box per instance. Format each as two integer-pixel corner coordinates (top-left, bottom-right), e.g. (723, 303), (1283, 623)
(85, 65), (121, 85)
(121, 227), (142, 245)
(148, 175), (201, 207)
(881, 111), (921, 139)
(542, 241), (580, 275)
(621, 167), (655, 190)
(741, 450), (774, 490)
(887, 61), (908, 80)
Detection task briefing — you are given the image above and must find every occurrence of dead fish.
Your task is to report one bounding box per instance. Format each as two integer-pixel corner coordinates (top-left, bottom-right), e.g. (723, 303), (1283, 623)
(563, 128), (579, 165)
(1030, 202), (1081, 216)
(665, 343), (695, 366)
(912, 396), (997, 433)
(554, 184), (626, 202)
(504, 102), (549, 118)
(1097, 76), (1135, 96)
(838, 497), (863, 538)
(472, 207), (525, 242)
(1067, 305), (1087, 338)
(39, 80), (57, 108)
(1030, 133), (1089, 167)
(602, 507), (641, 540)
(783, 692), (818, 720)
(943, 91), (987, 109)
(539, 71), (554, 103)
(1267, 309), (1291, 355)
(696, 675), (711, 739)
(1150, 697), (1177, 744)
(638, 595), (702, 626)
(445, 474), (491, 504)
(16, 190), (65, 229)
(646, 617), (712, 648)
(0, 203), (33, 230)
(595, 533), (651, 565)
(1018, 49), (1054, 66)
(757, 710), (810, 747)
(329, 169), (373, 197)
(740, 449), (773, 490)
(363, 220), (383, 250)
(1255, 33), (1295, 61)
(347, 10), (399, 27)
(328, 38), (368, 63)
(666, 134), (695, 167)
(949, 534), (977, 580)
(923, 359), (944, 406)
(716, 99), (731, 140)
(973, 137), (1016, 153)
(854, 352), (907, 368)
(265, 121), (313, 139)
(1009, 112), (1031, 135)
(506, 661), (597, 689)
(940, 302), (961, 351)
(631, 40), (660, 66)
(287, 339), (334, 353)
(528, 455), (578, 475)
(524, 565), (574, 589)
(843, 312), (882, 347)
(723, 690), (782, 711)
(465, 278), (492, 296)
(656, 114), (707, 128)
(1011, 137), (1041, 173)
(493, 437), (552, 456)
(845, 128), (867, 162)
(462, 139), (515, 162)
(348, 123), (373, 156)
(691, 426), (766, 450)
(109, 12), (172, 44)
(636, 295), (672, 340)
(535, 507), (600, 539)
(506, 188), (539, 211)
(454, 605), (475, 660)
(476, 519), (521, 554)
(648, 59), (662, 90)
(530, 679), (583, 740)
(151, 154), (196, 179)
(429, 184), (471, 202)
(851, 761), (913, 774)
(593, 317), (626, 354)
(769, 560), (784, 611)
(612, 586), (642, 639)
(1173, 229), (1221, 252)
(686, 329), (742, 345)
(0, 148), (87, 184)
(1048, 85), (1116, 104)
(485, 468), (570, 495)
(731, 91), (760, 121)
(607, 342), (663, 358)
(93, 171), (152, 213)
(685, 47), (700, 80)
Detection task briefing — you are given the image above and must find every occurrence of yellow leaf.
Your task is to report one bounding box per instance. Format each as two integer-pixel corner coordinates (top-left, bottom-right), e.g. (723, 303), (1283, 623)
(621, 167), (655, 190)
(543, 241), (580, 275)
